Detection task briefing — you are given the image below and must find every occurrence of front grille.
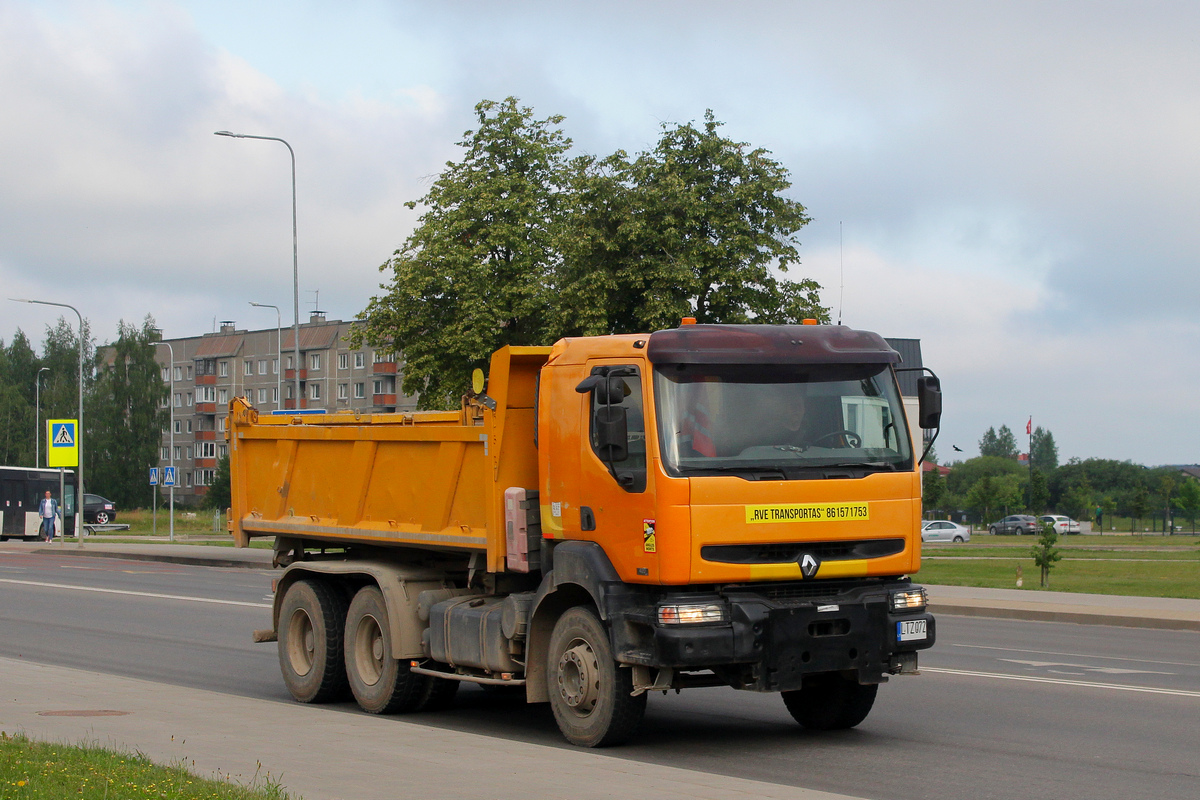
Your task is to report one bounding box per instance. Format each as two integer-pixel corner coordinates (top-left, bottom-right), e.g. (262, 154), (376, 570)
(701, 538), (905, 565)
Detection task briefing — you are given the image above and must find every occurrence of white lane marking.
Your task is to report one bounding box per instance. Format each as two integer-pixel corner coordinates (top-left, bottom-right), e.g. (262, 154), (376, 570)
(950, 643), (1199, 668)
(924, 667), (1200, 698)
(998, 658), (1174, 675)
(0, 578), (271, 609)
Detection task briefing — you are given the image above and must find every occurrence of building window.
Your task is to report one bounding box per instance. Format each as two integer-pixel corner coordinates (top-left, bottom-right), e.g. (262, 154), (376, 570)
(218, 444), (228, 459)
(244, 360), (253, 376)
(272, 359), (278, 375)
(337, 383), (348, 400)
(286, 384), (294, 399)
(257, 388), (267, 404)
(310, 353), (321, 371)
(198, 386), (215, 402)
(186, 365), (193, 380)
(373, 379), (382, 395)
(161, 367), (169, 382)
(373, 351), (385, 363)
(186, 471), (193, 487)
(309, 383), (321, 400)
(186, 446), (193, 460)
(173, 446), (181, 461)
(174, 366), (183, 381)
(219, 360), (228, 377)
(173, 393), (181, 408)
(354, 382), (365, 399)
(286, 355), (293, 370)
(217, 416), (226, 432)
(174, 420), (182, 435)
(186, 392), (193, 407)
(338, 353), (348, 371)
(161, 446), (169, 460)
(258, 359), (267, 375)
(186, 420), (193, 434)
(354, 352), (365, 369)
(271, 387), (278, 403)
(199, 442), (216, 459)
(217, 388), (229, 404)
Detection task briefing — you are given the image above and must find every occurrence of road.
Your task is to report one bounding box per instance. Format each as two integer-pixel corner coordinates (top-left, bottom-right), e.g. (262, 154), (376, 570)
(1, 548), (1197, 800)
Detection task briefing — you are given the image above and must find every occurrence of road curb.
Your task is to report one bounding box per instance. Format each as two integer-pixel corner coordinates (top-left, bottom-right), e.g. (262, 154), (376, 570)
(930, 602), (1200, 633)
(31, 546), (271, 570)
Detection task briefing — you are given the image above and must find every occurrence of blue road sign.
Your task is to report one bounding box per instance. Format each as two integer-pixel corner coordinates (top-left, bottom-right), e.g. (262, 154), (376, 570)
(163, 466), (176, 487)
(150, 467), (158, 486)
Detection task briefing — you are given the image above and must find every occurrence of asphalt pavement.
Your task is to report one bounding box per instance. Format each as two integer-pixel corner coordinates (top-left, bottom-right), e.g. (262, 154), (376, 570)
(5, 538), (1199, 800)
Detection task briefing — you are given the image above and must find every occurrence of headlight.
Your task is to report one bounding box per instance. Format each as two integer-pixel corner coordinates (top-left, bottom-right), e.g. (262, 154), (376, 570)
(891, 587), (927, 612)
(658, 603), (728, 625)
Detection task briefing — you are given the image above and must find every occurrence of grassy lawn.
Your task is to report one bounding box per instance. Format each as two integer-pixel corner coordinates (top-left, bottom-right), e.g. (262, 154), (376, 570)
(918, 540), (1200, 598)
(0, 732), (293, 799)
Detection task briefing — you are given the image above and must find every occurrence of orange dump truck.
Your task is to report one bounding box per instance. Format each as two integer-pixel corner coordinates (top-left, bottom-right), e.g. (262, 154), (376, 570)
(229, 323), (941, 746)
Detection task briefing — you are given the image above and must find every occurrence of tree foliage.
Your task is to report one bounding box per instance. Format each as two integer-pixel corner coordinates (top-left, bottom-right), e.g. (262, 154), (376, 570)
(87, 317), (168, 510)
(978, 425), (1018, 459)
(355, 97), (826, 409)
(203, 452), (231, 511)
(1030, 522), (1062, 588)
(1029, 426), (1058, 471)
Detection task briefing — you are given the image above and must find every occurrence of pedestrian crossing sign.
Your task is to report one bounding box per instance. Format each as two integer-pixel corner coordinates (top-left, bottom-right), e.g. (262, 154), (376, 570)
(47, 419), (78, 467)
(163, 466), (176, 487)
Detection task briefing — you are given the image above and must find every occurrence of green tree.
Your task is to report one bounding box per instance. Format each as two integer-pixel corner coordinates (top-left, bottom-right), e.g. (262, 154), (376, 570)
(1029, 426), (1058, 471)
(39, 317), (96, 425)
(356, 98), (827, 409)
(945, 455), (1024, 497)
(1028, 467), (1050, 513)
(967, 473), (1022, 523)
(87, 317), (168, 508)
(922, 468), (947, 515)
(203, 451), (231, 512)
(1176, 477), (1200, 534)
(1030, 521), (1063, 588)
(979, 425), (1018, 459)
(1128, 484), (1149, 532)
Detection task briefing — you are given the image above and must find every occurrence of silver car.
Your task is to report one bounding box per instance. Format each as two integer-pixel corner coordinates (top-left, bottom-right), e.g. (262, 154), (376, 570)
(922, 520), (971, 543)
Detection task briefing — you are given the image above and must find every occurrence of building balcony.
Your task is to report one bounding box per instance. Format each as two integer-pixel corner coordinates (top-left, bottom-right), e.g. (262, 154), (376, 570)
(284, 398), (308, 410)
(195, 458), (217, 469)
(284, 369), (308, 381)
(195, 430), (216, 441)
(196, 374), (216, 386)
(372, 361), (398, 375)
(195, 402), (216, 414)
(373, 394), (397, 406)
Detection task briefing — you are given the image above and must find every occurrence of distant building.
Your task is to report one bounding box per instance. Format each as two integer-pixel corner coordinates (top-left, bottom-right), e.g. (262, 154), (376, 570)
(148, 313), (414, 504)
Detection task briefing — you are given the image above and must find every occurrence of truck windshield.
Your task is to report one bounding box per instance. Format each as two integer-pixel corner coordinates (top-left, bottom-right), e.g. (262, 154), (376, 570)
(653, 362), (912, 478)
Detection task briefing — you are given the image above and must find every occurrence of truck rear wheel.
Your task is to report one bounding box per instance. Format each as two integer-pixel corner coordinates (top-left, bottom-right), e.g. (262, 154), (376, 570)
(344, 585), (426, 714)
(277, 578), (349, 703)
(547, 606), (646, 747)
(782, 673), (878, 730)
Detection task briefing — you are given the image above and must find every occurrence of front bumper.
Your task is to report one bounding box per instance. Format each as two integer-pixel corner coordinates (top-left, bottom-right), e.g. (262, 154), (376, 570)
(611, 579), (935, 692)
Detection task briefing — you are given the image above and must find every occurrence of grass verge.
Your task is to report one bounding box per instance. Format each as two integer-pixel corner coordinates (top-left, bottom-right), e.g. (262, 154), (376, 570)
(917, 555), (1200, 598)
(0, 732), (293, 799)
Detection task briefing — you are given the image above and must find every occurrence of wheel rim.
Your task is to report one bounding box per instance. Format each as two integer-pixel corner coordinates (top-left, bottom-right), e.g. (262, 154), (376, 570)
(286, 607), (316, 676)
(556, 639), (600, 715)
(352, 613), (386, 687)
(96, 512), (109, 524)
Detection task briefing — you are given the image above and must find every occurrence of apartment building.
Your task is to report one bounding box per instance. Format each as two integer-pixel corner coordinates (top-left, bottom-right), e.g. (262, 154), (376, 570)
(150, 313), (415, 504)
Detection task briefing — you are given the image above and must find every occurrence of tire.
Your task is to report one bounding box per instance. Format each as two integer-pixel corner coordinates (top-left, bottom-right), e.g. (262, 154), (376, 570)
(95, 511), (110, 524)
(277, 578), (350, 703)
(953, 535), (964, 543)
(547, 606), (646, 747)
(782, 672), (878, 730)
(989, 526), (998, 535)
(344, 585), (426, 714)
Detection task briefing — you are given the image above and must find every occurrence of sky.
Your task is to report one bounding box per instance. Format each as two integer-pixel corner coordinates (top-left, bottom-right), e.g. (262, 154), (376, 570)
(2, 0), (1198, 466)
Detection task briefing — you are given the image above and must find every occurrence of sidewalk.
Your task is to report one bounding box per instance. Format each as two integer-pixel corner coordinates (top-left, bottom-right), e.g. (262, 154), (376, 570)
(0, 657), (860, 800)
(13, 540), (1200, 631)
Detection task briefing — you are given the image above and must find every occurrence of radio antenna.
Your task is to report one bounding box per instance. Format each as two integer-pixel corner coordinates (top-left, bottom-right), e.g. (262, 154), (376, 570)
(837, 221), (845, 326)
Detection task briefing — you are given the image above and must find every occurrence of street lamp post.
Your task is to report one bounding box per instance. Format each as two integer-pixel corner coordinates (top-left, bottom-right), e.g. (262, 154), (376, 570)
(215, 131), (301, 410)
(11, 298), (84, 543)
(149, 334), (176, 543)
(249, 302), (282, 409)
(35, 367), (48, 467)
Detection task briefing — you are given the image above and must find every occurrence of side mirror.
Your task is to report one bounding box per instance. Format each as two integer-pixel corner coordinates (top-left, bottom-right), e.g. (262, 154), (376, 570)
(575, 374), (626, 405)
(593, 405), (629, 462)
(917, 375), (942, 429)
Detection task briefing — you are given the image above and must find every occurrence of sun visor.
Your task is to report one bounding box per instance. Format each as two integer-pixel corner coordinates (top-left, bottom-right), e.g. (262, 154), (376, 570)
(646, 324), (900, 365)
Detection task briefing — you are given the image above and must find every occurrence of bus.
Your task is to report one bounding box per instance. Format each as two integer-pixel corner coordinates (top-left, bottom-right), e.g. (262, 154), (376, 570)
(0, 466), (77, 540)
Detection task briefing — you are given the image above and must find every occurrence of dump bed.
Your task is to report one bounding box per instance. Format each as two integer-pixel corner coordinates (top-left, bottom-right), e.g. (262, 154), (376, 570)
(228, 347), (549, 573)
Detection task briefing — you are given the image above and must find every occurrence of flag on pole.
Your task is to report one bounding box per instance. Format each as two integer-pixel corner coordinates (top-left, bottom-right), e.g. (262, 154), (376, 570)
(1027, 417), (1032, 435)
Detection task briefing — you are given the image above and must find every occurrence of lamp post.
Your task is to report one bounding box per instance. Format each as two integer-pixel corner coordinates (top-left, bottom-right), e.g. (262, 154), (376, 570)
(215, 131), (301, 410)
(149, 333), (176, 543)
(249, 301), (282, 409)
(11, 298), (84, 543)
(35, 367), (48, 467)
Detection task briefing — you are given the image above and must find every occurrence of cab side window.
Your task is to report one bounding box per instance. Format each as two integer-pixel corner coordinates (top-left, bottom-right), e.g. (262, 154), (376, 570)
(589, 367), (647, 493)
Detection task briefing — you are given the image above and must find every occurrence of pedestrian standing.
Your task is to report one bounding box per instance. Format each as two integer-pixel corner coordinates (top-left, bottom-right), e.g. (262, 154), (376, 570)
(39, 490), (58, 542)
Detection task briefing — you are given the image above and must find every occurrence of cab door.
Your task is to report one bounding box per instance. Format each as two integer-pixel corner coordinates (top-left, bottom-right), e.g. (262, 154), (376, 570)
(577, 361), (659, 583)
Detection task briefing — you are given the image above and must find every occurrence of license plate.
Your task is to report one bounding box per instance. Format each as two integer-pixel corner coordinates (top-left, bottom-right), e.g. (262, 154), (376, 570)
(896, 619), (927, 642)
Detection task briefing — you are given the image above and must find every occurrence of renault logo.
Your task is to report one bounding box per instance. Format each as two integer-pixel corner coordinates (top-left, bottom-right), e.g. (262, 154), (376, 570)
(799, 553), (820, 579)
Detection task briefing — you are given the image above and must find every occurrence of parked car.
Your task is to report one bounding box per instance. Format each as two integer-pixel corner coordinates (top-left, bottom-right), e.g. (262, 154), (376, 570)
(922, 520), (971, 543)
(83, 493), (117, 524)
(988, 514), (1039, 535)
(1039, 514), (1081, 535)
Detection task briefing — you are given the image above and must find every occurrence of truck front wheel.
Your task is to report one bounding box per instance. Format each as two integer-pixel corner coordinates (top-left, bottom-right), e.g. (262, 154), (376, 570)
(344, 585), (426, 714)
(277, 578), (349, 703)
(782, 673), (878, 730)
(547, 606), (646, 747)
